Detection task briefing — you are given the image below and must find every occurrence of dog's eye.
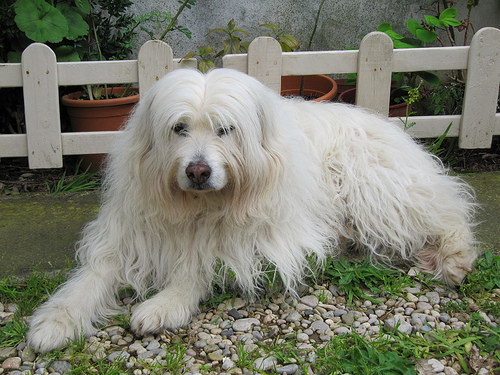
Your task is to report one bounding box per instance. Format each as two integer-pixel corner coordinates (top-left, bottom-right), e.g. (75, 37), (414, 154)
(173, 123), (188, 136)
(216, 125), (235, 137)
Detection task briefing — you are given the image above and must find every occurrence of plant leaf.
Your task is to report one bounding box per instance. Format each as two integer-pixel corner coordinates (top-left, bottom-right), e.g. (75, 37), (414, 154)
(54, 45), (81, 61)
(406, 19), (421, 36)
(415, 29), (437, 43)
(377, 23), (392, 32)
(57, 3), (89, 40)
(74, 0), (91, 15)
(424, 15), (442, 27)
(14, 0), (68, 43)
(440, 18), (462, 27)
(439, 7), (458, 20)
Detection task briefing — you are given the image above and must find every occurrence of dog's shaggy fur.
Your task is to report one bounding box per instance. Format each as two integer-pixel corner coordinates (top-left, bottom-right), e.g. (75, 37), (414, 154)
(28, 69), (477, 352)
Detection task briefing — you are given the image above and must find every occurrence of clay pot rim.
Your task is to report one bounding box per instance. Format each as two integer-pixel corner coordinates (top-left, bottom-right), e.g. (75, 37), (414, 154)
(281, 74), (338, 102)
(338, 87), (407, 109)
(62, 87), (139, 108)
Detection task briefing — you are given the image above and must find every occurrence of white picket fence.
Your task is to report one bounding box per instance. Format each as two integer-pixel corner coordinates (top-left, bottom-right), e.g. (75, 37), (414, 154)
(0, 28), (499, 169)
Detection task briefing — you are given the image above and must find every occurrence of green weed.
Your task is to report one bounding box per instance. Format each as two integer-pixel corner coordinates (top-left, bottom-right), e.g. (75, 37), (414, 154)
(321, 258), (414, 304)
(0, 319), (28, 348)
(0, 268), (68, 316)
(47, 162), (100, 193)
(314, 333), (416, 375)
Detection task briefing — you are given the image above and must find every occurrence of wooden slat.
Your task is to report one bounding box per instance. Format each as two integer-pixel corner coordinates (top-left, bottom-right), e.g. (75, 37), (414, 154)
(138, 40), (173, 95)
(0, 134), (27, 157)
(356, 32), (393, 116)
(459, 27), (500, 148)
(392, 47), (468, 72)
(61, 131), (121, 155)
(58, 60), (137, 85)
(2, 114), (500, 158)
(223, 45), (469, 75)
(0, 64), (23, 88)
(247, 37), (283, 92)
(389, 115), (461, 138)
(21, 43), (62, 168)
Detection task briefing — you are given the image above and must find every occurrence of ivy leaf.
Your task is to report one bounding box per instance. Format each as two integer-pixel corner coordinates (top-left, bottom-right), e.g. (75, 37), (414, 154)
(54, 45), (81, 61)
(14, 0), (68, 43)
(57, 3), (89, 40)
(439, 7), (457, 20)
(406, 19), (421, 36)
(377, 23), (392, 32)
(440, 18), (462, 27)
(415, 29), (437, 43)
(424, 15), (442, 27)
(74, 0), (91, 15)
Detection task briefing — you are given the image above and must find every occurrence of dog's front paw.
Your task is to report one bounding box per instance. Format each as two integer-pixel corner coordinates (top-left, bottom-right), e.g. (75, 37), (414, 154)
(27, 305), (90, 353)
(130, 297), (192, 336)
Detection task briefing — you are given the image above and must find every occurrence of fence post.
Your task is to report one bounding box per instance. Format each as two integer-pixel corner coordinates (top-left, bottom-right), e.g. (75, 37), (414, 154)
(356, 32), (394, 116)
(138, 40), (174, 95)
(459, 27), (500, 149)
(247, 37), (283, 93)
(21, 43), (62, 168)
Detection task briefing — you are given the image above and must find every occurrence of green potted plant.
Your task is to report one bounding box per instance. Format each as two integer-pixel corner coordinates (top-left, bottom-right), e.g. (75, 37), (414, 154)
(58, 0), (196, 170)
(339, 4), (473, 117)
(186, 16), (337, 102)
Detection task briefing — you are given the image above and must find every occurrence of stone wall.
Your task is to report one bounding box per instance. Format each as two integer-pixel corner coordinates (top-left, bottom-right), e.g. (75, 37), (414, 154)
(129, 0), (500, 60)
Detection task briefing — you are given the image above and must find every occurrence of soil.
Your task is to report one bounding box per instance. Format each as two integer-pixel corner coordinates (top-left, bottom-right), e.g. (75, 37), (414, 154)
(0, 136), (498, 195)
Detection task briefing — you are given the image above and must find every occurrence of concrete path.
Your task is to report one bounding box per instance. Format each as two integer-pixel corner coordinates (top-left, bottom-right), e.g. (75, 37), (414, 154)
(0, 172), (498, 277)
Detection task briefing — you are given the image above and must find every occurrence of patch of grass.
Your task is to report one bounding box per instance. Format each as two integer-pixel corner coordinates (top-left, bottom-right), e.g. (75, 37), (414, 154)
(441, 300), (469, 314)
(162, 342), (188, 374)
(320, 258), (414, 304)
(0, 319), (28, 348)
(234, 342), (259, 369)
(461, 250), (499, 295)
(47, 162), (100, 193)
(314, 333), (416, 375)
(0, 268), (68, 316)
(384, 318), (499, 373)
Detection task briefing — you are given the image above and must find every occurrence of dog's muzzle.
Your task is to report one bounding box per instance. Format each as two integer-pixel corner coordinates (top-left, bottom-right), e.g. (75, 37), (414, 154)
(185, 160), (212, 190)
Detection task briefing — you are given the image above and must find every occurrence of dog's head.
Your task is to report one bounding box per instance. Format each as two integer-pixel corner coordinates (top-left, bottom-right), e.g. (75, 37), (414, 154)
(115, 69), (285, 217)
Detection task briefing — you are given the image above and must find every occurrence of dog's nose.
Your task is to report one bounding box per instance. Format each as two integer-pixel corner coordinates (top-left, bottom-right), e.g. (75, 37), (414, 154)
(186, 161), (212, 184)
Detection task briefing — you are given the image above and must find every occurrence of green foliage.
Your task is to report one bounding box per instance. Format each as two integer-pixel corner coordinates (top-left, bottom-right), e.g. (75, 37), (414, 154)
(131, 0), (196, 42)
(461, 250), (500, 295)
(47, 162), (100, 193)
(260, 23), (300, 52)
(321, 258), (413, 304)
(162, 342), (188, 373)
(209, 19), (250, 57)
(377, 7), (462, 49)
(0, 319), (28, 348)
(0, 269), (68, 316)
(315, 333), (416, 375)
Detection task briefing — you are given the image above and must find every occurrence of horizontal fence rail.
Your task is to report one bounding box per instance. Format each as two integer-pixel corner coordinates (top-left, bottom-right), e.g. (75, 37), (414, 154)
(0, 28), (499, 169)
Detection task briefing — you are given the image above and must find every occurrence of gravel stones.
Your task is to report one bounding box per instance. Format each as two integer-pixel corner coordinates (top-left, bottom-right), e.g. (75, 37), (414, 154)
(253, 356), (277, 371)
(2, 357), (21, 370)
(0, 347), (17, 362)
(300, 295), (319, 308)
(276, 363), (299, 374)
(232, 318), (260, 332)
(107, 351), (131, 362)
(48, 360), (72, 374)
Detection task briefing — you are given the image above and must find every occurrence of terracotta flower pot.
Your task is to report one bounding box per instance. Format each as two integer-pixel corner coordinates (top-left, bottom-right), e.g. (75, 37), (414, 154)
(281, 75), (338, 102)
(62, 87), (139, 171)
(338, 87), (408, 117)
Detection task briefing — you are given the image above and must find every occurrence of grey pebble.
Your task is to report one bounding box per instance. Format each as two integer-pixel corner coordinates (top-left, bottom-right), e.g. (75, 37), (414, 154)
(49, 360), (72, 374)
(276, 364), (299, 374)
(107, 351), (130, 362)
(232, 318), (260, 332)
(253, 356), (277, 371)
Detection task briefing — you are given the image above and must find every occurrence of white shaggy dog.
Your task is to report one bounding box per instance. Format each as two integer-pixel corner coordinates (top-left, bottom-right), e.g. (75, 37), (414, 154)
(28, 68), (477, 352)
